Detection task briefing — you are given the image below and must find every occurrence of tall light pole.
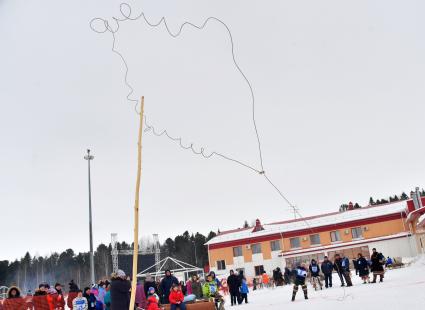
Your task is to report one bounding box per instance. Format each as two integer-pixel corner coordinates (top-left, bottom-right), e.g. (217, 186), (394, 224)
(84, 149), (95, 285)
(192, 240), (198, 267)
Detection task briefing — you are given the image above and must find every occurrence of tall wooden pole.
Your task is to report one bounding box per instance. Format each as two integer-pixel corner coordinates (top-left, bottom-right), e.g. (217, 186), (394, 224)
(129, 96), (144, 310)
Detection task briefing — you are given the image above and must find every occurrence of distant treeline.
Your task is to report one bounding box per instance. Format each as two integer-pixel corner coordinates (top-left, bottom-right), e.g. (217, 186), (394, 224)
(338, 189), (425, 212)
(0, 231), (217, 291)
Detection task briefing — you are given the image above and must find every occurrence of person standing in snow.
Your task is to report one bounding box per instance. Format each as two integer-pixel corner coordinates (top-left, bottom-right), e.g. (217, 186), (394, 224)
(283, 267), (291, 285)
(334, 254), (352, 286)
(321, 256), (333, 288)
(227, 270), (241, 306)
(239, 278), (249, 304)
(356, 253), (370, 283)
(291, 263), (308, 302)
(309, 259), (323, 290)
(371, 248), (385, 283)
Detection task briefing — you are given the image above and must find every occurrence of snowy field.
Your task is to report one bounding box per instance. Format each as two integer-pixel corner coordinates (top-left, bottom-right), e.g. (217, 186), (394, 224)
(224, 257), (425, 309)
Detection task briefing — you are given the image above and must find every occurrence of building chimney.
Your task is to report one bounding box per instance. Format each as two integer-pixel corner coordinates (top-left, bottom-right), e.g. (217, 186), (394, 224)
(252, 219), (264, 232)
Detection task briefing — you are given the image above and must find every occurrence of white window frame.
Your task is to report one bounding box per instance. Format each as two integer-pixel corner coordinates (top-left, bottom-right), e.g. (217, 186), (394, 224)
(270, 240), (281, 252)
(233, 246), (243, 257)
(217, 260), (226, 270)
(251, 243), (262, 254)
(290, 237), (301, 249)
(351, 227), (363, 239)
(330, 230), (341, 242)
(310, 234), (321, 246)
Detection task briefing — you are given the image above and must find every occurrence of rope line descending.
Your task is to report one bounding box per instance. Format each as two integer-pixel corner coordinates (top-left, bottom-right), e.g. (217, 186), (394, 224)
(90, 3), (312, 226)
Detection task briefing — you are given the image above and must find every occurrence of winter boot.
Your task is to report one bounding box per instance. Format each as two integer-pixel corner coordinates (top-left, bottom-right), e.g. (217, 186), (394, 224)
(302, 285), (308, 300)
(292, 285), (298, 302)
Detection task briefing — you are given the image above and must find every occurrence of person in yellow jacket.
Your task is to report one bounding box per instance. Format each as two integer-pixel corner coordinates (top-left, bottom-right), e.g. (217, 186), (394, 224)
(202, 274), (225, 310)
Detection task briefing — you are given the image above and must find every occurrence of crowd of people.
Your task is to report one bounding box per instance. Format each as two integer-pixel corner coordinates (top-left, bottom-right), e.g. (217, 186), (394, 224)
(0, 247), (392, 309)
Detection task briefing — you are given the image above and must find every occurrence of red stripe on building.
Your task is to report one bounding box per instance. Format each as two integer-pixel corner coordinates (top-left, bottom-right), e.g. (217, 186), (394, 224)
(208, 213), (406, 250)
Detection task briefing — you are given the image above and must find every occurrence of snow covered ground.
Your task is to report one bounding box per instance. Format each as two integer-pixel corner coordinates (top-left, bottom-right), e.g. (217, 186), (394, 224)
(224, 257), (425, 309)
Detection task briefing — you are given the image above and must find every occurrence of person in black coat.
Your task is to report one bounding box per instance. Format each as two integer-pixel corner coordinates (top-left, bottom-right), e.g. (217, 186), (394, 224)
(284, 267), (291, 285)
(321, 256), (333, 288)
(227, 269), (240, 306)
(333, 254), (352, 287)
(110, 270), (131, 310)
(309, 259), (322, 290)
(356, 253), (370, 283)
(83, 287), (96, 310)
(370, 248), (385, 283)
(291, 264), (308, 302)
(160, 270), (179, 304)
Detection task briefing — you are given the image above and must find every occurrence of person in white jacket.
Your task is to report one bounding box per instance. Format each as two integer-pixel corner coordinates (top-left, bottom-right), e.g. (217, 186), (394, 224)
(73, 290), (88, 310)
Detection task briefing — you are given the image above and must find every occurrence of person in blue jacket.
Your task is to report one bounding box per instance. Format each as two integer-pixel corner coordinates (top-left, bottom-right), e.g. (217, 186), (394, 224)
(291, 263), (308, 302)
(239, 279), (249, 304)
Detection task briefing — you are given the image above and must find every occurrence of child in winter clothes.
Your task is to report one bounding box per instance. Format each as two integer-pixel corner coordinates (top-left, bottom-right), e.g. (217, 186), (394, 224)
(169, 284), (186, 310)
(203, 274), (225, 310)
(309, 259), (323, 290)
(239, 279), (249, 304)
(73, 290), (88, 310)
(146, 287), (161, 310)
(292, 264), (308, 302)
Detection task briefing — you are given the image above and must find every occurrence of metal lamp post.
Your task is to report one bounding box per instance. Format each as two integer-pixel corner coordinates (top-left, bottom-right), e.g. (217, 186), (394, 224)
(84, 149), (95, 285)
(192, 240), (198, 267)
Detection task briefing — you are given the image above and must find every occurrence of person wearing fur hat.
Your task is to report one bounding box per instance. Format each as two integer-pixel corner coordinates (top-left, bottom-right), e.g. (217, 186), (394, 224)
(371, 248), (386, 283)
(3, 286), (25, 310)
(110, 269), (131, 310)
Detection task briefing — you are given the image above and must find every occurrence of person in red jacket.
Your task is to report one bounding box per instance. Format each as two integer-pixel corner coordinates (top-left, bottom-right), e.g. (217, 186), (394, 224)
(169, 284), (186, 310)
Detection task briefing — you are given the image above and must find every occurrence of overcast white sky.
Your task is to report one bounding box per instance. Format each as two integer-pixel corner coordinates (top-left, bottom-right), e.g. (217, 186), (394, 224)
(1, 0), (424, 261)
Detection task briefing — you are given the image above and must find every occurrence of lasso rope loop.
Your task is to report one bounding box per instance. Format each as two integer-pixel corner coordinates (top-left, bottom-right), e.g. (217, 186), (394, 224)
(90, 3), (317, 232)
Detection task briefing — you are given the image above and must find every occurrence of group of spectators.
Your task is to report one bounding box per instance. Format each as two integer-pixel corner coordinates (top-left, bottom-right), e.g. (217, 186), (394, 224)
(0, 247), (391, 308)
(289, 247), (387, 302)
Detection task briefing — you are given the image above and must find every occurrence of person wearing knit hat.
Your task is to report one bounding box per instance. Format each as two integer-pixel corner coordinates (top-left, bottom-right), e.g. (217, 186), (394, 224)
(110, 269), (131, 309)
(116, 269), (126, 279)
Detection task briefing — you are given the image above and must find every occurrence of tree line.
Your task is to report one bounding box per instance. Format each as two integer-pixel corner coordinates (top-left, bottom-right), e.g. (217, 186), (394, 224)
(338, 189), (425, 212)
(0, 230), (217, 292)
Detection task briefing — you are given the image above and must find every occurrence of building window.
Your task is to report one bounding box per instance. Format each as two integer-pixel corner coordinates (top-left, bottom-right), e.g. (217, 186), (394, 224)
(330, 231), (341, 242)
(251, 243), (262, 254)
(217, 260), (226, 270)
(254, 265), (265, 276)
(290, 237), (301, 249)
(351, 227), (363, 239)
(233, 246), (243, 257)
(310, 234), (321, 245)
(270, 240), (281, 251)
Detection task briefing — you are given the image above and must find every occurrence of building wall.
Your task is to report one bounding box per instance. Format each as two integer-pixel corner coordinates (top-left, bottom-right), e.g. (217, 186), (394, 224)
(208, 217), (408, 277)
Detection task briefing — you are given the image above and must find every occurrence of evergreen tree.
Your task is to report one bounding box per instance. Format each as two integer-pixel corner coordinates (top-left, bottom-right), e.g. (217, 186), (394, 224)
(369, 197), (375, 205)
(243, 220), (249, 228)
(354, 203), (361, 209)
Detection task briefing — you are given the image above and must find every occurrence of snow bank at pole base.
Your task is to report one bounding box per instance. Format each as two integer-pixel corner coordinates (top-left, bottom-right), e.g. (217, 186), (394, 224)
(224, 256), (425, 309)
